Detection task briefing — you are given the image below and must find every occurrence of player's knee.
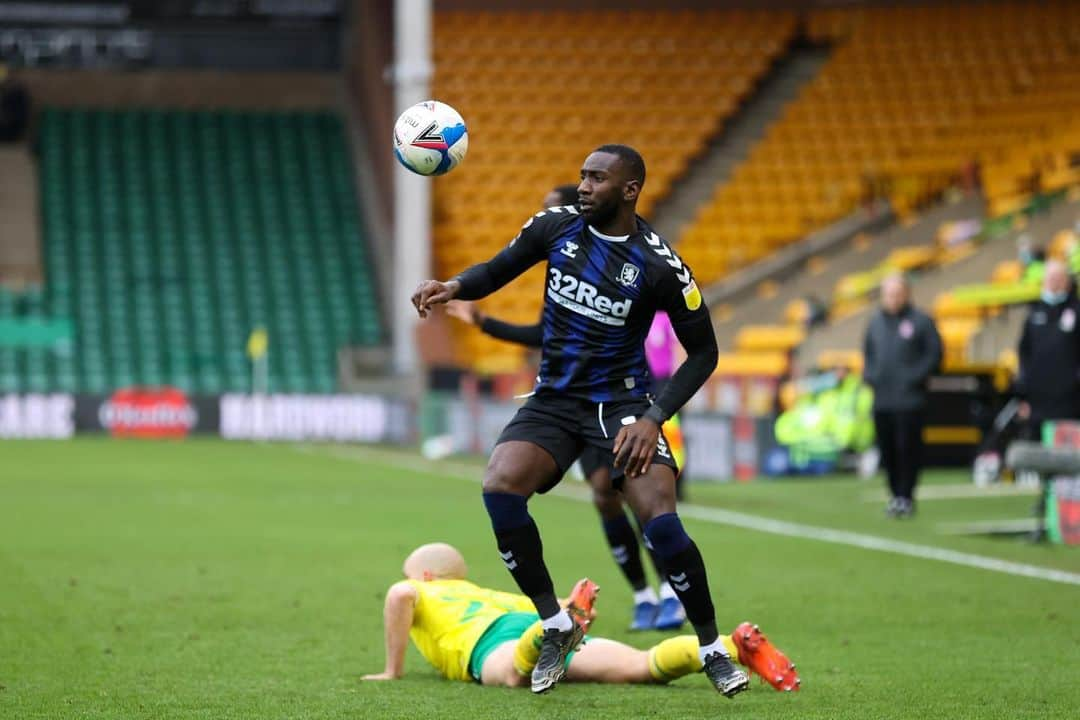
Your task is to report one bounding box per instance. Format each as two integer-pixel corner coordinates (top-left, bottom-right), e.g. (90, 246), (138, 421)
(486, 442), (551, 494)
(642, 512), (691, 557)
(504, 668), (528, 688)
(482, 453), (524, 494)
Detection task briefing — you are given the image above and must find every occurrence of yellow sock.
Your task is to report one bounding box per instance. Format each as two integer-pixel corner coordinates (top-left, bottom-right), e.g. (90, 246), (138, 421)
(648, 635), (699, 682)
(512, 620), (545, 676)
(722, 634), (740, 663)
(647, 634), (740, 683)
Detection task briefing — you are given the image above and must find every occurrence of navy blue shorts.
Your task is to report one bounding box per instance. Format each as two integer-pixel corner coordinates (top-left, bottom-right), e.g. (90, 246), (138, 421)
(495, 392), (677, 493)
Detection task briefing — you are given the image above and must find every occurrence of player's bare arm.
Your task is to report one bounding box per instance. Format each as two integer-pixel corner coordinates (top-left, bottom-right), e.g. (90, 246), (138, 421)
(362, 581), (418, 680)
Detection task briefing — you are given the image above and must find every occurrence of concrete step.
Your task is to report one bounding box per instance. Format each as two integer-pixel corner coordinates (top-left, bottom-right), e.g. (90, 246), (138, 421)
(0, 145), (41, 285)
(651, 44), (831, 242)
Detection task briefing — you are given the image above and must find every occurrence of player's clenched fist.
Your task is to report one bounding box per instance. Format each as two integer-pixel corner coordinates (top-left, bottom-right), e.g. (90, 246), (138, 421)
(412, 279), (461, 318)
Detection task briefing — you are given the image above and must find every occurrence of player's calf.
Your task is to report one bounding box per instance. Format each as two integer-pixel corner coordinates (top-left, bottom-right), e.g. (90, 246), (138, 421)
(482, 491), (565, 622)
(641, 513), (717, 640)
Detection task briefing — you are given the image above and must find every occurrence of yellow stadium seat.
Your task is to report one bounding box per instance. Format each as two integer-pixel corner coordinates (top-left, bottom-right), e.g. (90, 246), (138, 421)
(817, 349), (864, 374)
(734, 325), (805, 353)
(432, 8), (797, 369)
(933, 293), (986, 320)
(680, 2), (1080, 286)
(991, 260), (1023, 284)
(714, 352), (790, 378)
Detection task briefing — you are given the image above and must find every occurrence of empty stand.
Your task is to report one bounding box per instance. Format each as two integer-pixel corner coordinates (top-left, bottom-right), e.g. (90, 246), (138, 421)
(431, 9), (796, 370)
(682, 1), (1080, 286)
(35, 109), (380, 394)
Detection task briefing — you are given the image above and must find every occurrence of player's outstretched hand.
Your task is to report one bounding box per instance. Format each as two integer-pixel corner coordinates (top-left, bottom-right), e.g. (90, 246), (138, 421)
(361, 672), (399, 681)
(613, 417), (660, 479)
(412, 280), (460, 318)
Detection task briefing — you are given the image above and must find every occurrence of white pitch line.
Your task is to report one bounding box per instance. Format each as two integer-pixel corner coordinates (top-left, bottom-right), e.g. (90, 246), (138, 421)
(861, 483), (1039, 502)
(296, 444), (1080, 587)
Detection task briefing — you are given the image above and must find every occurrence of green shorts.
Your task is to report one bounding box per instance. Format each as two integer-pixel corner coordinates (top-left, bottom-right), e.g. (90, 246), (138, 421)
(467, 612), (585, 682)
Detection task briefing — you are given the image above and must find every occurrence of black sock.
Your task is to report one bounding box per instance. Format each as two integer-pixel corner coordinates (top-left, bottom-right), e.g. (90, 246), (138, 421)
(632, 513), (667, 581)
(602, 514), (648, 592)
(483, 492), (560, 618)
(661, 541), (718, 645)
(493, 520), (560, 619)
(643, 513), (718, 645)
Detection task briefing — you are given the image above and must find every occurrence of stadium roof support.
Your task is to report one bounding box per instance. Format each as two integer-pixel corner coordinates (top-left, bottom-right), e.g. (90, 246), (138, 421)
(392, 0), (433, 375)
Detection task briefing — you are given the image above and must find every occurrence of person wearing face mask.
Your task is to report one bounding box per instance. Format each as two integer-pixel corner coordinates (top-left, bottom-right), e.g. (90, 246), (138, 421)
(862, 273), (943, 518)
(1015, 260), (1080, 437)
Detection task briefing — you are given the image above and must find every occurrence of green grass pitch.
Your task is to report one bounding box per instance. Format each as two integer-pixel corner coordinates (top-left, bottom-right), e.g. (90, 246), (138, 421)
(2, 439), (1078, 719)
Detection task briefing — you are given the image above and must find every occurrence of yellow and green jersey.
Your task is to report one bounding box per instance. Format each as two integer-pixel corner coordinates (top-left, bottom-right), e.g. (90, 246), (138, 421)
(405, 579), (536, 681)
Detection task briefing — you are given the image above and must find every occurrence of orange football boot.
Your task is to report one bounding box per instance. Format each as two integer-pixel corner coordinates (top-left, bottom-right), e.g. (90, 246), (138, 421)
(732, 622), (801, 691)
(565, 578), (600, 632)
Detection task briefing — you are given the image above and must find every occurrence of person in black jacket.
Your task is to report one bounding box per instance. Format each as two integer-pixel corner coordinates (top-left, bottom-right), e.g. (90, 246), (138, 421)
(862, 274), (942, 517)
(1016, 260), (1080, 435)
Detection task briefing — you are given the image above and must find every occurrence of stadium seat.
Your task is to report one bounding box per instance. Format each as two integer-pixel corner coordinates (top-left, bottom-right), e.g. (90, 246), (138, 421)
(682, 1), (1080, 286)
(431, 9), (797, 368)
(714, 351), (789, 378)
(36, 109), (382, 394)
(734, 325), (805, 354)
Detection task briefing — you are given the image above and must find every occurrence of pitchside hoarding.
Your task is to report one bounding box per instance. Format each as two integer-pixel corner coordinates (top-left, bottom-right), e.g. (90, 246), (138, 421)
(2, 390), (754, 481)
(0, 393), (75, 438)
(75, 388), (218, 438)
(220, 393), (399, 442)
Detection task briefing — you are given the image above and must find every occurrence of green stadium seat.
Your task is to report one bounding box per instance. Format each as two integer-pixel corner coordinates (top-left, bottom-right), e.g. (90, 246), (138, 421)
(31, 108), (383, 394)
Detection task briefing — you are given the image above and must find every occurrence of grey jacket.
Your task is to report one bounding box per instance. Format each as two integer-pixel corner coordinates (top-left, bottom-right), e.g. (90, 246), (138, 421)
(862, 305), (943, 411)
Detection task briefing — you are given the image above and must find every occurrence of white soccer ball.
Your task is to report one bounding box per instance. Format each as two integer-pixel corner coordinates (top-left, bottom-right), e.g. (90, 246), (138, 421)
(393, 100), (468, 176)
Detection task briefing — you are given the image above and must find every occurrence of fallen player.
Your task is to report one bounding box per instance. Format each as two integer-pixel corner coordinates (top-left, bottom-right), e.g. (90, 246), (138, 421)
(362, 543), (799, 692)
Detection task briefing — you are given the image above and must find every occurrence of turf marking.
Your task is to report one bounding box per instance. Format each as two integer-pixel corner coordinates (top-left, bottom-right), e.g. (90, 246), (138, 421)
(861, 483), (1039, 502)
(296, 444), (1080, 587)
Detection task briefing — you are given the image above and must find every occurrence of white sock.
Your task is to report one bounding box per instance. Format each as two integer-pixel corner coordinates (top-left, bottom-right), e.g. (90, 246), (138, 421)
(658, 582), (678, 601)
(698, 637), (730, 664)
(542, 609), (573, 632)
(633, 587), (658, 605)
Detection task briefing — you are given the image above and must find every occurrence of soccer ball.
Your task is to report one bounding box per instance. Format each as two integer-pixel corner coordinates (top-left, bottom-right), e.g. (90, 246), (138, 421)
(393, 100), (468, 176)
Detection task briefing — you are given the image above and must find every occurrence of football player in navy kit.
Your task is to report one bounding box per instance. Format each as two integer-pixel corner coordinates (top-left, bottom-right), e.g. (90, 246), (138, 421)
(411, 145), (747, 698)
(448, 183), (686, 633)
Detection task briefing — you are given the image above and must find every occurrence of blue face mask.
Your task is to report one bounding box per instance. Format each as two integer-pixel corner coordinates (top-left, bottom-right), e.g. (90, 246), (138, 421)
(1042, 290), (1068, 306)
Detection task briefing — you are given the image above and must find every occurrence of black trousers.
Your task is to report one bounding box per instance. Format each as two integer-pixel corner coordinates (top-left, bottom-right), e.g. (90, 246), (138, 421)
(873, 410), (924, 501)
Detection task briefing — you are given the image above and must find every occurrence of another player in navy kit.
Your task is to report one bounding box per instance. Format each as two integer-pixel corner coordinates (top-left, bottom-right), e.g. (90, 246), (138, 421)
(411, 145), (748, 698)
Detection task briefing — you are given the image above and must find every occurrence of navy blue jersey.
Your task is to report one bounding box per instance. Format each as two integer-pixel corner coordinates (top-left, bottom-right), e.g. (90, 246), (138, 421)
(497, 206), (711, 403)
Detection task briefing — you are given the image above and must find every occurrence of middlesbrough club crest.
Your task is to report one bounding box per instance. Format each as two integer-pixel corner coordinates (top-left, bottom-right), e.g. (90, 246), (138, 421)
(618, 263), (641, 288)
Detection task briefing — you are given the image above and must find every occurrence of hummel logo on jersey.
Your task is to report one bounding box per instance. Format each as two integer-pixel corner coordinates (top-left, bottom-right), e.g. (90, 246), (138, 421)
(617, 263), (641, 288)
(670, 572), (690, 592)
(560, 241), (579, 258)
(499, 550), (518, 570)
(548, 267), (632, 326)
